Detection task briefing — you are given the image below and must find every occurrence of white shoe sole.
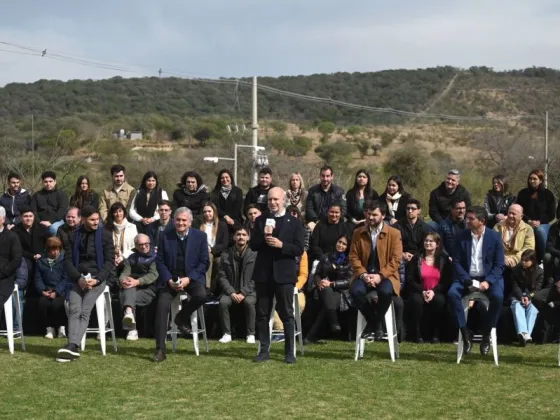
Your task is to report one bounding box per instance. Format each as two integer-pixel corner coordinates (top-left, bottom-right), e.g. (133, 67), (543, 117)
(126, 335), (139, 341)
(123, 315), (136, 329)
(56, 357), (73, 363)
(57, 348), (80, 360)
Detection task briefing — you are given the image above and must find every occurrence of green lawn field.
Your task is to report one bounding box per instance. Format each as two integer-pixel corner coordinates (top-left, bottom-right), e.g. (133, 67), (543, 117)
(1, 337), (559, 419)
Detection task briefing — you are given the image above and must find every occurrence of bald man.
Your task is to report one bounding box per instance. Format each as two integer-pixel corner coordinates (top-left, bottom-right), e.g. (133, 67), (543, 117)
(493, 204), (535, 268)
(118, 233), (159, 341)
(250, 187), (305, 364)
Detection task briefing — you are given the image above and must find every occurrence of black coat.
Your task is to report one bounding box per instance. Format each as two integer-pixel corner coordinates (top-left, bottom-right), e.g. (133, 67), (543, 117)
(210, 186), (244, 225)
(309, 220), (352, 262)
(217, 246), (256, 296)
(484, 191), (515, 228)
(379, 192), (412, 222)
(312, 252), (352, 291)
(394, 218), (433, 254)
(249, 214), (305, 284)
(0, 189), (31, 225)
(0, 229), (23, 284)
(172, 187), (210, 217)
(13, 223), (48, 260)
(428, 183), (471, 223)
(405, 254), (451, 294)
(510, 264), (544, 301)
(244, 185), (273, 215)
(305, 183), (347, 223)
(192, 218), (229, 257)
(346, 188), (379, 223)
(30, 188), (69, 223)
(516, 186), (556, 225)
(70, 191), (100, 211)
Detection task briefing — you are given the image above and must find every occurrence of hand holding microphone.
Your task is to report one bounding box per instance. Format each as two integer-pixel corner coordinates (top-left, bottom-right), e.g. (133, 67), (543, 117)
(264, 218), (276, 236)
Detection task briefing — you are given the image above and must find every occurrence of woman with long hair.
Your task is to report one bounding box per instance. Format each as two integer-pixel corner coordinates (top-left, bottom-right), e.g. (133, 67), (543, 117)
(510, 249), (543, 346)
(405, 231), (451, 343)
(210, 169), (244, 242)
(129, 171), (169, 234)
(193, 201), (229, 294)
(70, 175), (99, 210)
(516, 169), (556, 261)
(305, 234), (353, 344)
(105, 202), (138, 269)
(484, 174), (515, 229)
(379, 175), (411, 225)
(173, 171), (210, 217)
(346, 169), (379, 227)
(285, 172), (308, 217)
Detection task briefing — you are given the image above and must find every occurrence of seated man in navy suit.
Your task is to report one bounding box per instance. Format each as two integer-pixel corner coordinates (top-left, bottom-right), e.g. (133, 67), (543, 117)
(152, 207), (209, 362)
(448, 206), (505, 356)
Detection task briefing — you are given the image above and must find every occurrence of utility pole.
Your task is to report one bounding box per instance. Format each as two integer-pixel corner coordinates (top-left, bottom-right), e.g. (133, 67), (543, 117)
(545, 111), (549, 188)
(252, 76), (259, 186)
(32, 114), (35, 184)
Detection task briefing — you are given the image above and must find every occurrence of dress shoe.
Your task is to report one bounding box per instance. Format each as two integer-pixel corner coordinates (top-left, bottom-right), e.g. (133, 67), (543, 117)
(430, 337), (440, 344)
(303, 336), (318, 345)
(460, 328), (472, 355)
(415, 337), (424, 344)
(285, 353), (296, 364)
(374, 330), (385, 341)
(152, 349), (167, 362)
(330, 323), (341, 333)
(174, 314), (192, 335)
(480, 336), (490, 355)
(254, 351), (270, 363)
(360, 324), (374, 340)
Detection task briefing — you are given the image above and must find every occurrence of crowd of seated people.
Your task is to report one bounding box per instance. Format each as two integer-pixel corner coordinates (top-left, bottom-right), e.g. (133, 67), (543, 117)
(3, 163), (560, 364)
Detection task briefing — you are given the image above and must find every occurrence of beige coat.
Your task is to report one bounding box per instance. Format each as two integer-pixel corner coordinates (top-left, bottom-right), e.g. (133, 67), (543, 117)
(493, 220), (535, 265)
(99, 182), (136, 222)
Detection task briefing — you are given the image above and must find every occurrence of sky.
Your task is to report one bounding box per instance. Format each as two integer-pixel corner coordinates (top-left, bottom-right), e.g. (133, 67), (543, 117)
(0, 0), (559, 86)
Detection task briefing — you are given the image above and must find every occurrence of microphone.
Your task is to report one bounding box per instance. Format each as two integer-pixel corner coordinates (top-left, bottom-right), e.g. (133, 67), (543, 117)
(265, 218), (276, 236)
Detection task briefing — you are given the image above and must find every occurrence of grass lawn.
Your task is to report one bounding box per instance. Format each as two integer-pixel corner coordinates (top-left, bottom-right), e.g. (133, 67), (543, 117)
(0, 336), (559, 419)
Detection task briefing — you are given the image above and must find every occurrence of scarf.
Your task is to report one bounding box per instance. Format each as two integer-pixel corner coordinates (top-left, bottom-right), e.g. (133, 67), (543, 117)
(182, 184), (207, 196)
(221, 185), (233, 200)
(501, 222), (521, 253)
(113, 221), (128, 255)
(287, 189), (302, 206)
(333, 251), (347, 266)
(73, 226), (104, 271)
(47, 257), (57, 267)
(128, 249), (156, 266)
(385, 192), (402, 217)
(135, 187), (161, 218)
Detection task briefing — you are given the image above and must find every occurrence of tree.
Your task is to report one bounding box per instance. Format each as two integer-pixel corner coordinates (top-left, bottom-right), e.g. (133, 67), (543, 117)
(318, 121), (336, 143)
(383, 146), (434, 189)
(315, 141), (354, 167)
(355, 138), (371, 159)
(286, 136), (313, 157)
(347, 125), (361, 136)
(193, 128), (212, 147)
(372, 144), (382, 156)
(380, 131), (397, 147)
(269, 135), (292, 155)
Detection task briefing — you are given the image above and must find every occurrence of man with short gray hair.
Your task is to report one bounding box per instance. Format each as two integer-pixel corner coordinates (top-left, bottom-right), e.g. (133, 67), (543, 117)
(118, 233), (159, 341)
(428, 169), (471, 226)
(152, 207), (209, 362)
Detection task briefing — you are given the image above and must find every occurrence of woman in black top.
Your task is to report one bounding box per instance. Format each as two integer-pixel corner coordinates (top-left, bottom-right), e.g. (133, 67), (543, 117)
(173, 171), (210, 217)
(516, 169), (556, 261)
(69, 175), (99, 210)
(346, 169), (379, 228)
(379, 175), (411, 225)
(193, 201), (228, 294)
(484, 174), (515, 228)
(309, 203), (351, 262)
(210, 169), (244, 243)
(305, 234), (353, 343)
(129, 171), (168, 234)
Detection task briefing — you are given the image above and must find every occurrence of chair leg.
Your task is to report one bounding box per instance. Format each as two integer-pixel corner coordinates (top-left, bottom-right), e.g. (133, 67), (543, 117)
(170, 297), (179, 352)
(199, 307), (209, 353)
(392, 303), (399, 359)
(355, 311), (365, 361)
(491, 328), (499, 366)
(4, 298), (14, 354)
(294, 292), (304, 356)
(457, 303), (470, 364)
(96, 295), (107, 356)
(81, 332), (86, 351)
(191, 310), (199, 356)
(105, 290), (118, 352)
(385, 303), (396, 362)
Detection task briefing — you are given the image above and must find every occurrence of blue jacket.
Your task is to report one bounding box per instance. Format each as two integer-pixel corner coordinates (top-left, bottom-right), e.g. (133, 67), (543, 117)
(452, 228), (504, 287)
(156, 227), (209, 288)
(15, 259), (28, 290)
(35, 252), (72, 297)
(439, 217), (466, 256)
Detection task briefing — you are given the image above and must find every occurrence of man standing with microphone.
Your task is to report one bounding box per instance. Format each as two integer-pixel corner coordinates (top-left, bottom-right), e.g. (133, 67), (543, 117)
(251, 187), (305, 364)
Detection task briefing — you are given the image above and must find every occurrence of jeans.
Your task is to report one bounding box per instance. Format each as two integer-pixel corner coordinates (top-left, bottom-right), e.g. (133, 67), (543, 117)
(534, 224), (550, 262)
(511, 299), (539, 335)
(12, 288), (24, 331)
(48, 220), (65, 237)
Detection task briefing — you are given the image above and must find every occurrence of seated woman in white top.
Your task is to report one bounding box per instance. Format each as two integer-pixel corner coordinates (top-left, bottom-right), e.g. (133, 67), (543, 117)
(105, 202), (138, 274)
(129, 171), (169, 234)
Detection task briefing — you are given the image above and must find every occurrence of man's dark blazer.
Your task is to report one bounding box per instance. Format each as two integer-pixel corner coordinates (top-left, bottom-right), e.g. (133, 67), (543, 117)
(452, 227), (504, 287)
(250, 214), (305, 284)
(156, 227), (209, 288)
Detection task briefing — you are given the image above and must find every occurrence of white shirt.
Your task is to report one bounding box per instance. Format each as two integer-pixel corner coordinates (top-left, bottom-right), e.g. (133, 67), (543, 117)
(469, 228), (485, 277)
(204, 222), (216, 247)
(369, 222), (384, 251)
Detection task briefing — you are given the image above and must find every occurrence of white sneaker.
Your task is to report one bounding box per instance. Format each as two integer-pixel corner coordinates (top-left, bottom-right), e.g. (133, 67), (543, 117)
(45, 327), (55, 339)
(123, 309), (136, 330)
(246, 335), (256, 344)
(58, 326), (67, 338)
(523, 332), (533, 343)
(126, 329), (139, 341)
(219, 333), (232, 343)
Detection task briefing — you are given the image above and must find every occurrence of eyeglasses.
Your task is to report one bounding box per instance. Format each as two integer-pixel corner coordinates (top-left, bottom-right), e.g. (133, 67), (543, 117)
(406, 207), (418, 211)
(136, 243), (150, 247)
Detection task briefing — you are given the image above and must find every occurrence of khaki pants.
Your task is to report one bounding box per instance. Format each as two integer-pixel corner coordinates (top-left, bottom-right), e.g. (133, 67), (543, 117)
(272, 291), (306, 331)
(205, 253), (221, 293)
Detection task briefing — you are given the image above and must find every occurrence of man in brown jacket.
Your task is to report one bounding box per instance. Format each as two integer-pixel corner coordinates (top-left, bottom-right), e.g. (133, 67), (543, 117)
(350, 200), (403, 340)
(99, 164), (136, 222)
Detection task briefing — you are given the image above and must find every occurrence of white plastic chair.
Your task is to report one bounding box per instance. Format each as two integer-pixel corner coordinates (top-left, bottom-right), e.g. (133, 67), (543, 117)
(0, 285), (25, 354)
(169, 293), (209, 356)
(259, 287), (304, 357)
(81, 286), (118, 355)
(354, 301), (399, 362)
(456, 292), (498, 366)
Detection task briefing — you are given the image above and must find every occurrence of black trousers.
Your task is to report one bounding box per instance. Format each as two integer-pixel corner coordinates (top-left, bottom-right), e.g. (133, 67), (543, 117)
(255, 281), (294, 349)
(533, 286), (560, 327)
(0, 279), (15, 307)
(38, 295), (67, 329)
(154, 281), (207, 350)
(307, 287), (342, 338)
(409, 291), (446, 337)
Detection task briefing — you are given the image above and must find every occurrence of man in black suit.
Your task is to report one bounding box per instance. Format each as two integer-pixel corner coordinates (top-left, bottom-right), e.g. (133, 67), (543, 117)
(0, 207), (23, 309)
(251, 187), (305, 364)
